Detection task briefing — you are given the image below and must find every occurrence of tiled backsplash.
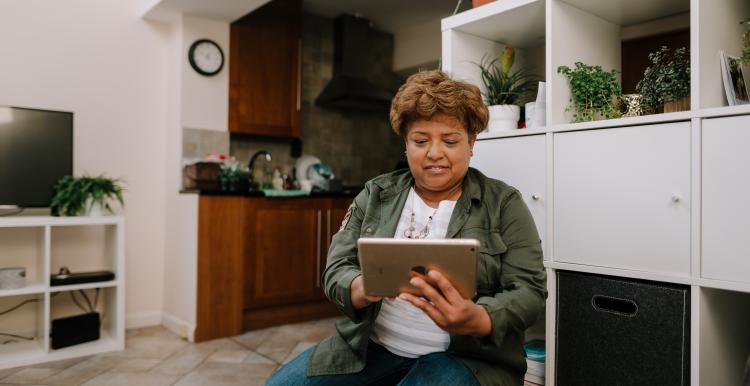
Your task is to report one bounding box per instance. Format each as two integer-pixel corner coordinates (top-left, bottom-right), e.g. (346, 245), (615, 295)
(185, 12), (407, 187)
(183, 128), (229, 162)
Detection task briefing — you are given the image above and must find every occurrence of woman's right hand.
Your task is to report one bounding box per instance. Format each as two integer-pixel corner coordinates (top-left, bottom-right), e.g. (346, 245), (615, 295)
(350, 275), (382, 309)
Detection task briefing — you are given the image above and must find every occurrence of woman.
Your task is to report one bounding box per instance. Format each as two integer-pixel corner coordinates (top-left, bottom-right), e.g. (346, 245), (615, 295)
(267, 70), (546, 386)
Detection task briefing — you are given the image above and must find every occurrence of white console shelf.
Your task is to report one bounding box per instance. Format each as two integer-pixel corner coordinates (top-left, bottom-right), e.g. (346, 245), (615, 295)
(0, 216), (124, 369)
(448, 0), (750, 385)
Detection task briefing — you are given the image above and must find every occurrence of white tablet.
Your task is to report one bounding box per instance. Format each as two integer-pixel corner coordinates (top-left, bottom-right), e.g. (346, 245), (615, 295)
(357, 238), (479, 299)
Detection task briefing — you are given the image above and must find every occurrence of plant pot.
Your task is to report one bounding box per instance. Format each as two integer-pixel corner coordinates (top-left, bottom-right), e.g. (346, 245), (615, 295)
(663, 95), (690, 113)
(622, 94), (644, 117)
(472, 0), (495, 7)
(487, 104), (520, 132)
(85, 199), (105, 217)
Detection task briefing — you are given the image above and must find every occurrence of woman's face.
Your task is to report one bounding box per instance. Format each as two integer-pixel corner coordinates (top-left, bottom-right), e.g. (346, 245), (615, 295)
(405, 114), (476, 195)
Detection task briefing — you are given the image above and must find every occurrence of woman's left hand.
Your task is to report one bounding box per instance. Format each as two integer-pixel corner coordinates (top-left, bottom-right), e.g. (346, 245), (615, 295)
(399, 270), (492, 337)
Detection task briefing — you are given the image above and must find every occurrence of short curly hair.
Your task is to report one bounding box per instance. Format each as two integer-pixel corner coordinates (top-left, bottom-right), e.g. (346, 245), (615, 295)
(390, 70), (488, 137)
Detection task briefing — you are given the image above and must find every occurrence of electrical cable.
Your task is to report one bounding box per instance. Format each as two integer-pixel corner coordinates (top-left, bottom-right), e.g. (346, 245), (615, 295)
(93, 288), (100, 310)
(0, 332), (35, 344)
(0, 297), (40, 344)
(69, 291), (89, 313)
(0, 298), (38, 317)
(0, 207), (25, 217)
(79, 290), (93, 312)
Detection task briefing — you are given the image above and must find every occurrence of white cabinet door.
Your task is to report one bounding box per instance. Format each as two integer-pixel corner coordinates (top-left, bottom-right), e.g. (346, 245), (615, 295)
(471, 135), (546, 250)
(553, 123), (691, 276)
(702, 115), (750, 284)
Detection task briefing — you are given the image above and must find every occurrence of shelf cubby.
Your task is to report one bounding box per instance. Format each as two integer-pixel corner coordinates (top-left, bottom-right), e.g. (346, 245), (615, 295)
(550, 0), (690, 125)
(697, 0), (750, 110)
(0, 294), (45, 356)
(50, 224), (119, 282)
(442, 0), (546, 105)
(699, 287), (750, 386)
(0, 226), (47, 291)
(49, 286), (122, 353)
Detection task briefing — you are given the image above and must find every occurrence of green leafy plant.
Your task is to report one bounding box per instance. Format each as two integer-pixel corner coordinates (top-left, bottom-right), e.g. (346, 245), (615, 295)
(635, 46), (690, 112)
(476, 47), (539, 106)
(219, 162), (251, 191)
(557, 62), (622, 122)
(742, 18), (750, 63)
(51, 175), (124, 216)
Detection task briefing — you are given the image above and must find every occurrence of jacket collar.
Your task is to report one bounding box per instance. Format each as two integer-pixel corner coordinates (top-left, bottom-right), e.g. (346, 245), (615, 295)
(371, 168), (484, 238)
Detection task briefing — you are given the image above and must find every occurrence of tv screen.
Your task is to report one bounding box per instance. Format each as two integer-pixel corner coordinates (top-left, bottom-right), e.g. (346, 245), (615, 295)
(0, 106), (73, 208)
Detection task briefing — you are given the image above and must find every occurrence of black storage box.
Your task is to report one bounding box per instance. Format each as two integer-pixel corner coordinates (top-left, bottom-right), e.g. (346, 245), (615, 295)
(51, 312), (100, 349)
(556, 271), (690, 386)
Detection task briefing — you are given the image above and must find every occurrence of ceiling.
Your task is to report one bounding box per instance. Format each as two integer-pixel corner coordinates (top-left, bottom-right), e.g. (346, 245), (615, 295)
(142, 0), (470, 30)
(302, 0), (470, 32)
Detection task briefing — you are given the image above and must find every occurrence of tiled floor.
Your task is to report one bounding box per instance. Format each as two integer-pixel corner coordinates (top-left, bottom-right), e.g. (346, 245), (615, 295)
(0, 317), (339, 386)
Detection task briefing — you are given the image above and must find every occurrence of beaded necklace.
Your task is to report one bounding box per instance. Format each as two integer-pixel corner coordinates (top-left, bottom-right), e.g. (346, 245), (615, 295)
(403, 190), (439, 239)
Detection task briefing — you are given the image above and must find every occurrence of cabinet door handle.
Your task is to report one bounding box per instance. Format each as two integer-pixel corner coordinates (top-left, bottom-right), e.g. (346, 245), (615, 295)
(326, 209), (331, 248)
(531, 194), (541, 201)
(316, 209), (322, 288)
(296, 39), (302, 111)
(671, 195), (681, 203)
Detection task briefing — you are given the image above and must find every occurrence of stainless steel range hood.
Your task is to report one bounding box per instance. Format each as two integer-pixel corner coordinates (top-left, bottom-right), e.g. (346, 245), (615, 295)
(315, 14), (395, 111)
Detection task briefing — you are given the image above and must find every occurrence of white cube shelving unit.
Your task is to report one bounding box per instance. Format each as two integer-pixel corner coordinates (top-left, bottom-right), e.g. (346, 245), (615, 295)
(0, 216), (124, 369)
(451, 1), (750, 385)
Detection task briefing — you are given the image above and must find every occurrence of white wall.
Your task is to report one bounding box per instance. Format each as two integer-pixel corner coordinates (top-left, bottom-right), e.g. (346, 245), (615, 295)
(162, 15), (230, 341)
(393, 18), (442, 72)
(181, 16), (230, 131)
(0, 1), (169, 327)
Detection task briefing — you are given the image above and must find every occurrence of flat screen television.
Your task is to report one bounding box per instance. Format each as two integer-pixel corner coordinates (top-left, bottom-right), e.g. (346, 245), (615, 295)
(0, 106), (73, 208)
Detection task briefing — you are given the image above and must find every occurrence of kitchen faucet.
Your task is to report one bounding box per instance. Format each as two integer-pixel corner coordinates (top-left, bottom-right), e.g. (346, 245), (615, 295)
(248, 150), (272, 188)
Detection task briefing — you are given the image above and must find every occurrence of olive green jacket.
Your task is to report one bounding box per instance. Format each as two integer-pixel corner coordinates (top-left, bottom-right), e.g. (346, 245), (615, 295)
(307, 168), (547, 386)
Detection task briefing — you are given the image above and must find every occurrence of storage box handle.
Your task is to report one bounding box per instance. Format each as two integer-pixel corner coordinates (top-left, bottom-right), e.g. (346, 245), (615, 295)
(591, 295), (638, 317)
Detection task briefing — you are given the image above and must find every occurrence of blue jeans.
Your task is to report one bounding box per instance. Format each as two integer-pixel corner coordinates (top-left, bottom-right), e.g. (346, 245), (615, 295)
(266, 341), (480, 386)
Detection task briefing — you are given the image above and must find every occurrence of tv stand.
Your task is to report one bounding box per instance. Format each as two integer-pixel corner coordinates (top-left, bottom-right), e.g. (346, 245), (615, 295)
(0, 216), (124, 369)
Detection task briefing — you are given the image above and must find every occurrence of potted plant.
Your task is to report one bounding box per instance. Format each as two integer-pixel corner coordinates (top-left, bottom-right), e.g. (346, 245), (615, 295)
(557, 62), (622, 123)
(51, 175), (124, 216)
(219, 162), (251, 192)
(477, 47), (539, 131)
(636, 46), (690, 113)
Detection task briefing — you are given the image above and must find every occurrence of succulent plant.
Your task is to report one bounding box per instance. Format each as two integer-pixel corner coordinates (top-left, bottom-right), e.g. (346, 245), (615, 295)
(476, 47), (539, 106)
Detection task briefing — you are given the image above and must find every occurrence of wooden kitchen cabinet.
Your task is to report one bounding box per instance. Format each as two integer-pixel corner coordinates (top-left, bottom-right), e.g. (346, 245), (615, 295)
(196, 195), (353, 338)
(244, 198), (324, 310)
(229, 0), (301, 137)
(243, 196), (351, 329)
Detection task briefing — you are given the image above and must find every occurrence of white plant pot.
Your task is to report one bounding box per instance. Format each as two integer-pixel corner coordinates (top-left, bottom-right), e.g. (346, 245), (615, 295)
(487, 104), (520, 132)
(85, 198), (106, 217)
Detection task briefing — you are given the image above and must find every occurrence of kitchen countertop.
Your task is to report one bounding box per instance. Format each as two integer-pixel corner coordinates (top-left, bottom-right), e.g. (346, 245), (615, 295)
(180, 187), (362, 197)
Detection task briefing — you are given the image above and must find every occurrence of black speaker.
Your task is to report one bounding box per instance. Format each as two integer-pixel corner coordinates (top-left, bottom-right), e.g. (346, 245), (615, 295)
(556, 271), (690, 386)
(50, 312), (100, 349)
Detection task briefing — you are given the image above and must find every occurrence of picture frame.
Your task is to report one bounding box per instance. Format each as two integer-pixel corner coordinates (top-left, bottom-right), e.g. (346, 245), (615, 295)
(720, 51), (750, 105)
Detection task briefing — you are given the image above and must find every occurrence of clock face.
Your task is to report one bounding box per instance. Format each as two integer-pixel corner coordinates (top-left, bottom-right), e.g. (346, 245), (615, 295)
(188, 39), (224, 76)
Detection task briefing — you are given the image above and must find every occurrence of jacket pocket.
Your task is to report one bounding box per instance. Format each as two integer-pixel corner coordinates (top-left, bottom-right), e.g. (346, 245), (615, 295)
(461, 229), (507, 297)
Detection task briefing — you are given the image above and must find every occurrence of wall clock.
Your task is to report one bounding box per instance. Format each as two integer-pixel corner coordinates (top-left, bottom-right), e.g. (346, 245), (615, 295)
(188, 39), (224, 76)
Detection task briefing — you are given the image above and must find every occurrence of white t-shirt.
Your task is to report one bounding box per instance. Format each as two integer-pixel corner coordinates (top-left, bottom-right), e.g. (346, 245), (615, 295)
(370, 188), (457, 358)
